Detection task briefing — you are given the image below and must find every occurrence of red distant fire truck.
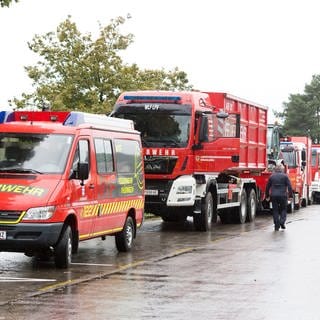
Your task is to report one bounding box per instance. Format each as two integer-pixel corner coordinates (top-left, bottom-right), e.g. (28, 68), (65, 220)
(112, 91), (271, 231)
(311, 144), (320, 203)
(280, 136), (312, 211)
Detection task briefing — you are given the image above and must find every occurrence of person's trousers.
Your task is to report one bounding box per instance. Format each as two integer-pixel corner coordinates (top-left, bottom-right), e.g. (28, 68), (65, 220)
(271, 195), (288, 228)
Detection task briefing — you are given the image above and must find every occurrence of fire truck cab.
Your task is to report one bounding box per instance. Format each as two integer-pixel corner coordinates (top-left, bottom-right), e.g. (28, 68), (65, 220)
(311, 144), (320, 203)
(0, 111), (144, 268)
(280, 136), (312, 211)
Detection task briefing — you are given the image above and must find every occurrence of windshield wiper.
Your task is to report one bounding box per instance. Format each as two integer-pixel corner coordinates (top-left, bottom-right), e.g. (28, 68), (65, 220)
(0, 168), (43, 174)
(160, 139), (180, 147)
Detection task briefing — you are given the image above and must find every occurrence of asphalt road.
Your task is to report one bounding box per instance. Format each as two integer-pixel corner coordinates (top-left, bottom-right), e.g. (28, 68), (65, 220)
(1, 206), (320, 320)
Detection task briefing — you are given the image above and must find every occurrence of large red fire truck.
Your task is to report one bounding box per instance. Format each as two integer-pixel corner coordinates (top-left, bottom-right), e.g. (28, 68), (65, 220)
(311, 144), (320, 203)
(0, 111), (144, 268)
(112, 91), (271, 231)
(280, 136), (312, 211)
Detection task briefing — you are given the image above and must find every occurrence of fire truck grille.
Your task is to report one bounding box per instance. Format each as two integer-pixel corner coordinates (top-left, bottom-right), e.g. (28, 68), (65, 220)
(144, 157), (177, 174)
(0, 211), (23, 222)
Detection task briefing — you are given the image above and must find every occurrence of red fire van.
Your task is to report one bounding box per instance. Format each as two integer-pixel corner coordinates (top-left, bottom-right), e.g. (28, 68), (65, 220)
(0, 111), (144, 268)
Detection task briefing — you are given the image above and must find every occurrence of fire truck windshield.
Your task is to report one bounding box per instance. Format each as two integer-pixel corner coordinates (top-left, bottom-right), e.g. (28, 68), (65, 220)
(0, 133), (73, 174)
(113, 106), (191, 147)
(281, 148), (297, 168)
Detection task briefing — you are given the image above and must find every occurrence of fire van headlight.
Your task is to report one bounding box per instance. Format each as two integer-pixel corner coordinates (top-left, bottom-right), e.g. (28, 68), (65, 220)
(23, 206), (55, 220)
(176, 185), (193, 195)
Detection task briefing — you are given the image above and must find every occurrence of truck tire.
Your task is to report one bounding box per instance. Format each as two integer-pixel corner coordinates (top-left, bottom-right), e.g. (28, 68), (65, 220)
(115, 216), (134, 252)
(54, 225), (72, 269)
(234, 189), (247, 224)
(194, 192), (213, 232)
(294, 194), (300, 210)
(246, 189), (257, 222)
(287, 199), (294, 213)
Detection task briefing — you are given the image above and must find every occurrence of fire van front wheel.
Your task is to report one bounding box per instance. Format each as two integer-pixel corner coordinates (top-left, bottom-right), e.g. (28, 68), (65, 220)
(115, 216), (134, 252)
(54, 225), (72, 269)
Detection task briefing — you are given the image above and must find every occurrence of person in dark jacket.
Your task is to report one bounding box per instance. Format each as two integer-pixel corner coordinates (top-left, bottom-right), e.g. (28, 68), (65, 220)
(266, 164), (293, 231)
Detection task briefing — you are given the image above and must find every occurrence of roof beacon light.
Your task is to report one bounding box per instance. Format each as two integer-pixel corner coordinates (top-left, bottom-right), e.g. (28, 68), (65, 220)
(123, 95), (181, 104)
(5, 111), (70, 123)
(0, 111), (12, 123)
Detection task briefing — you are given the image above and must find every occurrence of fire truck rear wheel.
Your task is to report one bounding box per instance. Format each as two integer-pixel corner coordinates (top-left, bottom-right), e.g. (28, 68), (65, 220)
(246, 189), (257, 222)
(287, 198), (294, 213)
(115, 216), (134, 252)
(194, 192), (213, 231)
(54, 225), (72, 269)
(234, 189), (247, 224)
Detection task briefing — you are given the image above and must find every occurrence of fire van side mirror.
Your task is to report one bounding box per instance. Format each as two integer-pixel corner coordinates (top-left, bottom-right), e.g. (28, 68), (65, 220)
(78, 162), (89, 183)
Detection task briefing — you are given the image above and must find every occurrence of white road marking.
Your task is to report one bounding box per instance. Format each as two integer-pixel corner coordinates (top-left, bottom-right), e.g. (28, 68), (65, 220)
(0, 277), (56, 282)
(71, 262), (113, 267)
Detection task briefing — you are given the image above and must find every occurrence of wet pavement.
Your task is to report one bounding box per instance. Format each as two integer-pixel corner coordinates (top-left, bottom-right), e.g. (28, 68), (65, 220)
(1, 206), (320, 319)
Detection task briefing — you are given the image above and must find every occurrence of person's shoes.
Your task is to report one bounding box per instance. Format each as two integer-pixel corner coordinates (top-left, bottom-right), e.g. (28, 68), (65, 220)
(274, 225), (280, 231)
(280, 224), (286, 229)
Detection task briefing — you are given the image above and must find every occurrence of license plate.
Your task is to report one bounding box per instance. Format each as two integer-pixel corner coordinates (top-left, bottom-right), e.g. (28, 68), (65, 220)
(0, 231), (6, 240)
(145, 189), (159, 196)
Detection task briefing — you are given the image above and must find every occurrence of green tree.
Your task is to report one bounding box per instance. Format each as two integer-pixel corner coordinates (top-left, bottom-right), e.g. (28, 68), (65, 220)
(304, 74), (320, 143)
(281, 94), (314, 136)
(277, 74), (320, 143)
(0, 0), (18, 7)
(12, 16), (192, 113)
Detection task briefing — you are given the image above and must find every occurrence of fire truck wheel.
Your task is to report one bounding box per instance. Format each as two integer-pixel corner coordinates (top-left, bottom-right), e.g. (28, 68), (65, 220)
(194, 192), (213, 231)
(294, 196), (300, 210)
(115, 216), (134, 252)
(234, 189), (247, 224)
(54, 225), (72, 269)
(246, 189), (257, 222)
(287, 199), (294, 213)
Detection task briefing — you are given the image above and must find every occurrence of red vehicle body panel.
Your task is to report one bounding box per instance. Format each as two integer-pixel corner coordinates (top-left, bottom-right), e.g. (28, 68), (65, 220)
(206, 92), (268, 173)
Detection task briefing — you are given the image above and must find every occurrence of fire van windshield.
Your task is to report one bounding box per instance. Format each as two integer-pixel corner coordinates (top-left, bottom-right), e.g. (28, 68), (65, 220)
(113, 105), (191, 148)
(0, 133), (74, 174)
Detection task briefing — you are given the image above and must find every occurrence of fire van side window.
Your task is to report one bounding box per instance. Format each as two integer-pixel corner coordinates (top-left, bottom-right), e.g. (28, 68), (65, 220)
(71, 140), (90, 179)
(94, 138), (114, 174)
(115, 139), (141, 174)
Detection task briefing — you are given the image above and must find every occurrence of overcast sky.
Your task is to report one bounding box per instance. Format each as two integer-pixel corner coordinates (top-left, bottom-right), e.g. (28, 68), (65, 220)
(1, 0), (319, 122)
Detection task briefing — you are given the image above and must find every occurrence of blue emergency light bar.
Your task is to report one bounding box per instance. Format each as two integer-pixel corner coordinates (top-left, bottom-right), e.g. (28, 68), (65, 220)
(64, 111), (134, 129)
(123, 95), (181, 103)
(0, 111), (11, 123)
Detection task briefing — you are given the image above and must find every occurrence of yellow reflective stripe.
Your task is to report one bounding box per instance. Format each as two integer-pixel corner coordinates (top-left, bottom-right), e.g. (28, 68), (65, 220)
(79, 227), (123, 240)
